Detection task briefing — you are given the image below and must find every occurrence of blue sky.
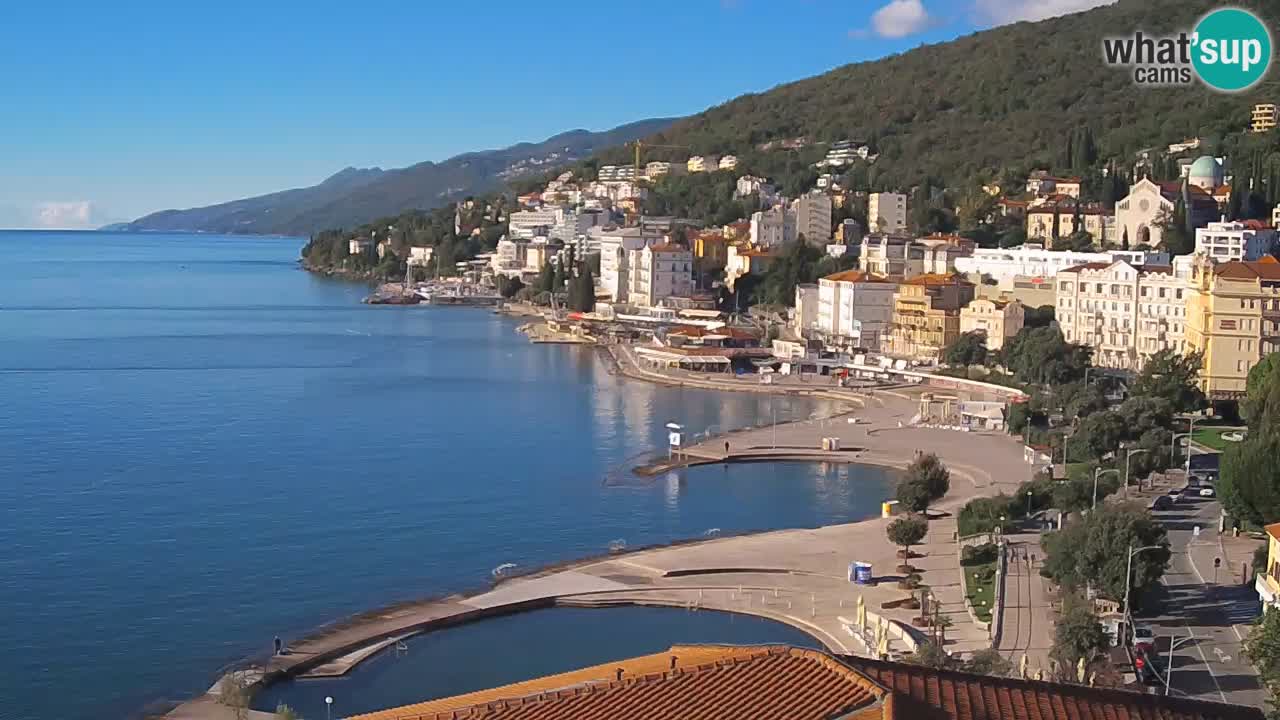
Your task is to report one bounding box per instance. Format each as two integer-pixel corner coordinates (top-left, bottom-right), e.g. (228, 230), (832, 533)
(0, 0), (1113, 228)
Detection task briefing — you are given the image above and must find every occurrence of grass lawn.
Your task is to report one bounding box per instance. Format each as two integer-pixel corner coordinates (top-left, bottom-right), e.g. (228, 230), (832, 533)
(1191, 425), (1247, 452)
(964, 561), (997, 623)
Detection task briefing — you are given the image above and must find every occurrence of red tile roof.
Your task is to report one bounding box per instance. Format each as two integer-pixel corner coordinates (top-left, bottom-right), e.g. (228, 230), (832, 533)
(1266, 522), (1280, 542)
(903, 273), (973, 287)
(841, 655), (1261, 720)
(350, 645), (1262, 720)
(1215, 255), (1280, 281)
(824, 269), (893, 283)
(1058, 262), (1118, 274)
(349, 645), (889, 720)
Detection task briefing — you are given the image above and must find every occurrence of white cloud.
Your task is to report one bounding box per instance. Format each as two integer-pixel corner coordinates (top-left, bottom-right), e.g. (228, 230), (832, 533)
(973, 0), (1115, 25)
(870, 0), (933, 38)
(34, 201), (100, 229)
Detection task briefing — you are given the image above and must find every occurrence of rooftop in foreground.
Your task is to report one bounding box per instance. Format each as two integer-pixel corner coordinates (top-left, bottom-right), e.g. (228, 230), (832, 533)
(348, 644), (1263, 720)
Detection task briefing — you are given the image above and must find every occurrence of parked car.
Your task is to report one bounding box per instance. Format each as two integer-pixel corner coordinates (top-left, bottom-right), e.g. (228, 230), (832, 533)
(1166, 489), (1183, 504)
(1132, 625), (1156, 653)
(1199, 486), (1216, 498)
(1152, 495), (1174, 511)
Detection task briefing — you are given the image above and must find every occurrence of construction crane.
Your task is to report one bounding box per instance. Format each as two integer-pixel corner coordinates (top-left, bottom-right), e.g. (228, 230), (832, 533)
(628, 140), (691, 183)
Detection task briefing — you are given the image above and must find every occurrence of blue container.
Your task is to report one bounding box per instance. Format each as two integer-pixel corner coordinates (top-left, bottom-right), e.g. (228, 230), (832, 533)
(853, 562), (873, 584)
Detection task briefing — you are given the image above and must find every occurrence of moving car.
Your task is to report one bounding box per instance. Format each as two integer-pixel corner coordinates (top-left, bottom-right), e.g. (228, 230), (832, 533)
(1135, 649), (1166, 686)
(1199, 485), (1216, 497)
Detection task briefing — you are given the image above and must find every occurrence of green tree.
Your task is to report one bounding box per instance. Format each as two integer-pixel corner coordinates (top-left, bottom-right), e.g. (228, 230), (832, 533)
(886, 514), (929, 560)
(964, 648), (1013, 677)
(1244, 352), (1280, 430)
(896, 477), (932, 513)
(218, 674), (251, 720)
(1040, 502), (1170, 603)
(906, 453), (951, 503)
(1068, 410), (1127, 462)
(943, 331), (988, 367)
(1219, 433), (1280, 527)
(1247, 608), (1280, 710)
(1129, 349), (1205, 414)
(1049, 593), (1111, 683)
(1001, 326), (1090, 386)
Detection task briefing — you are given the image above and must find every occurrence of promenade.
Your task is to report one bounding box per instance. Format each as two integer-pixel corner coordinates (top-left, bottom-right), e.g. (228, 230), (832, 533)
(167, 383), (1037, 720)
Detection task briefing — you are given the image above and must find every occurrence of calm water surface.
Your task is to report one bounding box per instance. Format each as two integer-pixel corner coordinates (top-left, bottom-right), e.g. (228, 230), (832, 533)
(0, 231), (892, 720)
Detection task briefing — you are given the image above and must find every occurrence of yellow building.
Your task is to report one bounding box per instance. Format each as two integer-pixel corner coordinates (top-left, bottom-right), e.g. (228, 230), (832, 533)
(1257, 523), (1280, 610)
(1026, 200), (1113, 247)
(1185, 256), (1280, 398)
(959, 297), (1024, 351)
(882, 274), (976, 361)
(1253, 103), (1278, 133)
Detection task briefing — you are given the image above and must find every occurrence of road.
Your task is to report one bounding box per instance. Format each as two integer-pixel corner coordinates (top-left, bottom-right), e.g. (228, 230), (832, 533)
(1143, 492), (1265, 706)
(996, 532), (1054, 677)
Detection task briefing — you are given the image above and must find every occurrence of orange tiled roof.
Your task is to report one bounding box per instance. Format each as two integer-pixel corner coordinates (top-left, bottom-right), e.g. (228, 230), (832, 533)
(903, 273), (972, 287)
(349, 645), (889, 720)
(1058, 262), (1116, 274)
(1266, 522), (1280, 542)
(824, 269), (892, 283)
(841, 655), (1261, 720)
(647, 243), (689, 254)
(1215, 256), (1280, 281)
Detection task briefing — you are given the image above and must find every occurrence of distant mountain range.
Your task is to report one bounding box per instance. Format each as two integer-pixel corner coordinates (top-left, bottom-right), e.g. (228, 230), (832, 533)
(121, 118), (677, 236)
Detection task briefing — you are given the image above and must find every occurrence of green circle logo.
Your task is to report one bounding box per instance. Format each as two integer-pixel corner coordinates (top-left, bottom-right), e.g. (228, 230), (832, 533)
(1192, 8), (1272, 92)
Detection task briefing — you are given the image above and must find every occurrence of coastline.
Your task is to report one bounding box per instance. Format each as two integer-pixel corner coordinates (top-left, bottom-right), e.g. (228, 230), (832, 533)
(162, 361), (1035, 720)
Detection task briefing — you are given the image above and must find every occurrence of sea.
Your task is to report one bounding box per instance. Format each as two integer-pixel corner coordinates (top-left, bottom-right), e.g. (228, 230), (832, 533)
(0, 231), (895, 720)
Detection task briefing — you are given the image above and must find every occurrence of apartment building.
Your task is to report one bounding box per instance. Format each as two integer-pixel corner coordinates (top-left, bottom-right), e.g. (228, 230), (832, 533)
(692, 230), (729, 272)
(815, 270), (899, 350)
(594, 226), (662, 302)
(724, 244), (776, 291)
(644, 161), (686, 180)
(959, 297), (1025, 351)
(718, 155), (739, 171)
(1055, 260), (1187, 372)
(882, 274), (976, 362)
(1185, 256), (1280, 398)
(858, 234), (915, 277)
(597, 165), (638, 182)
(1195, 219), (1278, 263)
(869, 193), (907, 233)
(794, 284), (820, 333)
(749, 206), (796, 248)
(687, 155), (720, 173)
(792, 192), (833, 244)
(628, 243), (694, 307)
(1253, 103), (1278, 133)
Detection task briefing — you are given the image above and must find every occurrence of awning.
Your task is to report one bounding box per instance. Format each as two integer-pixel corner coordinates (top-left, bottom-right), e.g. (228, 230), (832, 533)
(635, 347), (731, 364)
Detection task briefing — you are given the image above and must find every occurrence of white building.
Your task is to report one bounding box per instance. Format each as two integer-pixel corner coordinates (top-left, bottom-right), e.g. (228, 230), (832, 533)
(644, 161), (685, 180)
(792, 192), (833, 244)
(1195, 219), (1278, 263)
(687, 156), (720, 173)
(407, 246), (434, 267)
(594, 226), (663, 302)
(954, 244), (1170, 287)
(1055, 260), (1188, 371)
(869, 193), (908, 233)
(629, 243), (693, 307)
(859, 234), (915, 278)
(1274, 204), (1280, 229)
(348, 238), (374, 255)
(794, 284), (820, 332)
(718, 155), (738, 171)
(598, 165), (637, 182)
(749, 207), (796, 248)
(1115, 178), (1218, 247)
(821, 140), (871, 167)
(816, 270), (899, 349)
(736, 175), (778, 205)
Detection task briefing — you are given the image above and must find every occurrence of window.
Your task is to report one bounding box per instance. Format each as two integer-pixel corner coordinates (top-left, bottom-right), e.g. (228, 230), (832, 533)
(1222, 319), (1238, 330)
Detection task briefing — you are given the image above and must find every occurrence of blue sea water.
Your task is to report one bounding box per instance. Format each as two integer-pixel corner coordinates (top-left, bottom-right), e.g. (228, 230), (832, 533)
(0, 231), (893, 720)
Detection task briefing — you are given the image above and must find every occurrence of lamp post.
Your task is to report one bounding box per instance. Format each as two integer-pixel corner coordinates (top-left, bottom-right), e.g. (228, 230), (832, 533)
(1123, 448), (1149, 497)
(1093, 467), (1120, 510)
(1184, 416), (1200, 474)
(325, 696), (334, 720)
(1026, 490), (1034, 518)
(1122, 544), (1165, 625)
(1170, 432), (1191, 467)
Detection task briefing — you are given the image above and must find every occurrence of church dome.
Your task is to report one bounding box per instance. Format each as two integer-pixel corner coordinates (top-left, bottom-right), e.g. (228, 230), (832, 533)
(1188, 156), (1224, 189)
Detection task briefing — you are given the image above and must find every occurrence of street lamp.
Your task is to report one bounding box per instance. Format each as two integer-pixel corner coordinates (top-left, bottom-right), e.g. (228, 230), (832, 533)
(1169, 432), (1191, 467)
(325, 696), (334, 720)
(1184, 415), (1200, 474)
(1122, 544), (1165, 624)
(1093, 467), (1120, 509)
(1123, 448), (1149, 497)
(1026, 490), (1034, 518)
